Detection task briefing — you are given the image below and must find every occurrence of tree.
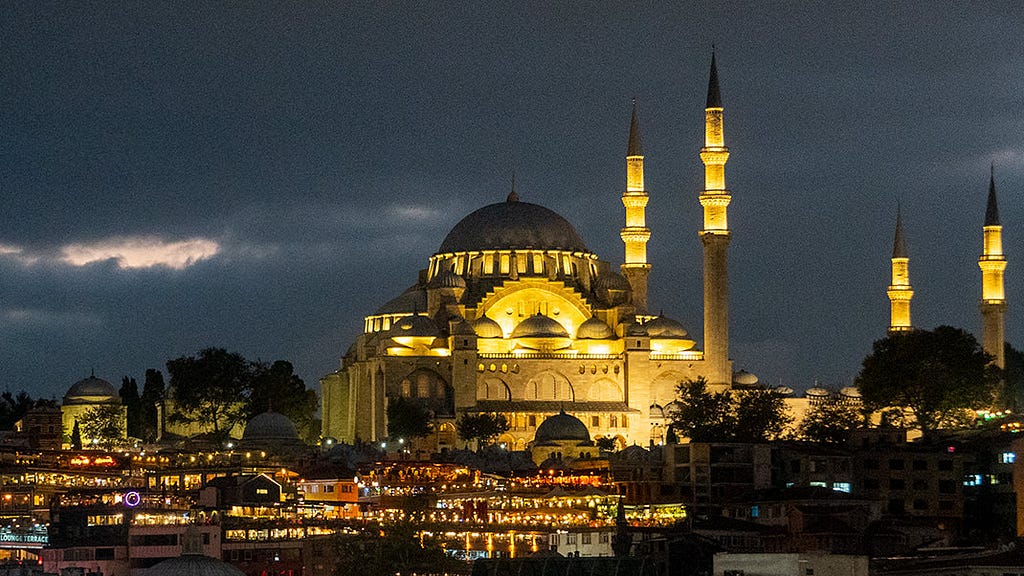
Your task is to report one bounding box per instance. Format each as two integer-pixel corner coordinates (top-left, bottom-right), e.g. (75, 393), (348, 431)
(856, 326), (999, 431)
(70, 420), (83, 450)
(119, 376), (142, 439)
(797, 399), (864, 444)
(386, 397), (433, 440)
(79, 404), (124, 449)
(0, 391), (34, 430)
(140, 369), (165, 442)
(166, 348), (252, 441)
(456, 413), (509, 447)
(595, 437), (617, 452)
(733, 387), (793, 442)
(670, 377), (791, 442)
(670, 377), (738, 442)
(1001, 342), (1024, 412)
(250, 360), (320, 443)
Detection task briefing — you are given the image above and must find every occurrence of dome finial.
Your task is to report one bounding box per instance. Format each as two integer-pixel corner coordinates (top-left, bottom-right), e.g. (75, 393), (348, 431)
(507, 172), (519, 203)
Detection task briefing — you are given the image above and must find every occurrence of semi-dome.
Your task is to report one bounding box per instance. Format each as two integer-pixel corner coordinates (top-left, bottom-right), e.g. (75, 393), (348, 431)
(535, 410), (590, 443)
(391, 314), (441, 338)
(511, 314), (570, 339)
(427, 270), (466, 290)
(576, 316), (615, 339)
(840, 387), (861, 399)
(242, 411), (299, 443)
(644, 316), (689, 338)
(806, 387), (830, 398)
(438, 198), (590, 254)
(472, 316), (504, 338)
(64, 374), (119, 404)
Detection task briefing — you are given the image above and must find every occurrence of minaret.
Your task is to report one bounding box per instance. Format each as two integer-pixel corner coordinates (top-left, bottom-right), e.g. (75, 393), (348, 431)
(699, 50), (732, 388)
(979, 167), (1007, 368)
(887, 207), (914, 332)
(621, 99), (651, 314)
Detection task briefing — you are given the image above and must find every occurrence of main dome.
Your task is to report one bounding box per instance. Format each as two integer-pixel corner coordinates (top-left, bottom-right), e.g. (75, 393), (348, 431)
(438, 198), (590, 253)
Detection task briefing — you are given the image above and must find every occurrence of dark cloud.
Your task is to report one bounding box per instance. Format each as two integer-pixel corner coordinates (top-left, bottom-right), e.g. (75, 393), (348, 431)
(2, 2), (1023, 398)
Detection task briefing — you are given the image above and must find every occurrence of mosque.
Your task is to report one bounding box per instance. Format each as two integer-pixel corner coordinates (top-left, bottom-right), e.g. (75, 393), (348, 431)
(320, 55), (736, 451)
(320, 54), (1010, 451)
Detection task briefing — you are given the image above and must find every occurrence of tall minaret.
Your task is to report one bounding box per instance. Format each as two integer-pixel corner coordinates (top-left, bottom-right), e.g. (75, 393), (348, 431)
(621, 100), (651, 314)
(887, 207), (914, 332)
(979, 167), (1007, 369)
(699, 51), (732, 388)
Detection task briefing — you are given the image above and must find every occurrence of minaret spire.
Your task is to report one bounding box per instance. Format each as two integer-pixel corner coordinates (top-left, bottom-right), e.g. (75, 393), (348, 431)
(699, 49), (732, 389)
(888, 206), (913, 332)
(621, 99), (651, 313)
(980, 167), (1007, 369)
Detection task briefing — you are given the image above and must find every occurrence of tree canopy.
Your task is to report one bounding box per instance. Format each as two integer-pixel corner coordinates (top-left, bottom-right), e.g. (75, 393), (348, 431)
(456, 413), (509, 447)
(386, 397), (433, 440)
(167, 348), (252, 440)
(796, 398), (864, 444)
(855, 326), (999, 431)
(78, 404), (124, 449)
(670, 377), (792, 442)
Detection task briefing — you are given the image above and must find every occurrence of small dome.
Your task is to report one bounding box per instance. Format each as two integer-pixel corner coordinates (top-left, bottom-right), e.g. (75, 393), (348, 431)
(391, 314), (441, 338)
(438, 200), (590, 254)
(242, 411), (299, 443)
(472, 316), (504, 338)
(840, 387), (861, 399)
(594, 271), (632, 293)
(511, 314), (569, 339)
(806, 387), (830, 398)
(774, 386), (794, 395)
(648, 403), (665, 418)
(645, 316), (689, 339)
(576, 317), (615, 339)
(618, 444), (650, 464)
(64, 374), (119, 404)
(535, 410), (590, 443)
(428, 270), (466, 290)
(622, 321), (648, 337)
(451, 319), (476, 336)
(373, 284), (426, 315)
(145, 554), (245, 576)
(732, 370), (759, 386)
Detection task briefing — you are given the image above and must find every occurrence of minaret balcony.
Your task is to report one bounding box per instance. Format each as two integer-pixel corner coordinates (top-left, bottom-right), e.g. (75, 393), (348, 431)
(700, 149), (730, 165)
(699, 194), (731, 208)
(887, 288), (914, 301)
(620, 228), (651, 243)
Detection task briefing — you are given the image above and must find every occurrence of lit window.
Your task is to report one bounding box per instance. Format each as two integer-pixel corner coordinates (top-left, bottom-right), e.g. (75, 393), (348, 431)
(750, 505), (759, 518)
(1000, 452), (1016, 464)
(832, 482), (851, 493)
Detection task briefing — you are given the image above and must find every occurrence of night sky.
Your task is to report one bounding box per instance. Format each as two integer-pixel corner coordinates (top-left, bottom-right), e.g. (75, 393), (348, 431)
(3, 3), (1022, 401)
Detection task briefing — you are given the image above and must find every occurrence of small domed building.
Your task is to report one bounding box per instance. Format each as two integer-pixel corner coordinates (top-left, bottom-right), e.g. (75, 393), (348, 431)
(61, 372), (127, 448)
(530, 410), (596, 465)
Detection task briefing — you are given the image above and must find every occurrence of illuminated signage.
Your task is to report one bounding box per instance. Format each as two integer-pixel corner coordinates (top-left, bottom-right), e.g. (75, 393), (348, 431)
(123, 491), (141, 508)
